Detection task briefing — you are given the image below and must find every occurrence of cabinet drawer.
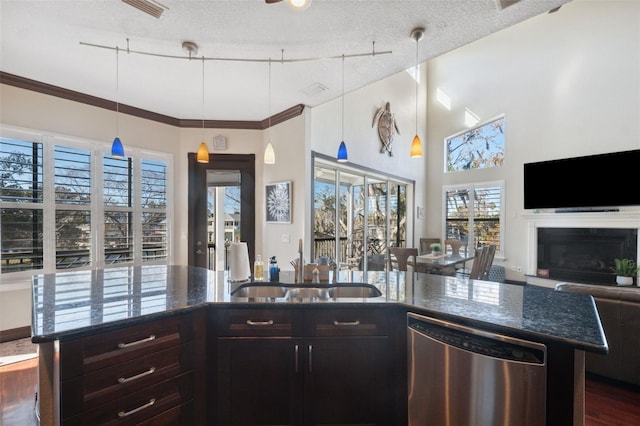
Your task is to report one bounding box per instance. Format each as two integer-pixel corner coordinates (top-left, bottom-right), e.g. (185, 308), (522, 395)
(60, 314), (193, 379)
(62, 373), (194, 426)
(305, 308), (388, 336)
(61, 342), (195, 418)
(214, 307), (302, 337)
(136, 401), (195, 426)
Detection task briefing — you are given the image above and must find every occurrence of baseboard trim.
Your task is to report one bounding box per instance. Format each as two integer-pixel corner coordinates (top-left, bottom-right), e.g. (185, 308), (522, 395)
(0, 326), (31, 343)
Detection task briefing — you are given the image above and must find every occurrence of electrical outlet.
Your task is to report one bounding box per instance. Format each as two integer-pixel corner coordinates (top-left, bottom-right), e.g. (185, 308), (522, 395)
(281, 233), (290, 243)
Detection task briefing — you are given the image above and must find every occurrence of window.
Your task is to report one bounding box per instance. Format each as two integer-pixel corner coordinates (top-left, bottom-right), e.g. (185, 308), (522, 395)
(1, 128), (171, 277)
(444, 182), (504, 255)
(445, 116), (505, 172)
(312, 152), (414, 272)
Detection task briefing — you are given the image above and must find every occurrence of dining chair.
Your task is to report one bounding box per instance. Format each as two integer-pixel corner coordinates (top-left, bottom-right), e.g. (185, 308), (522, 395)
(466, 244), (496, 280)
(388, 247), (419, 271)
(419, 238), (440, 255)
(444, 239), (468, 257)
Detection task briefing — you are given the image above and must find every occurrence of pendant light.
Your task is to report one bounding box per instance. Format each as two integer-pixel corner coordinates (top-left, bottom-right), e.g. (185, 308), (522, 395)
(336, 54), (348, 163)
(111, 46), (125, 159)
(264, 59), (276, 164)
(410, 27), (424, 159)
(196, 54), (210, 163)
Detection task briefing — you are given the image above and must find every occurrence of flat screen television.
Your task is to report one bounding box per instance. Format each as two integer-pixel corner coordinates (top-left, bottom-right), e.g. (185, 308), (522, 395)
(523, 149), (640, 210)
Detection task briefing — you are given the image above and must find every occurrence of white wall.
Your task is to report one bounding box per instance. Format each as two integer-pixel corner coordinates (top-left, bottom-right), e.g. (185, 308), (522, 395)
(260, 113), (307, 269)
(426, 0), (640, 281)
(309, 66), (429, 247)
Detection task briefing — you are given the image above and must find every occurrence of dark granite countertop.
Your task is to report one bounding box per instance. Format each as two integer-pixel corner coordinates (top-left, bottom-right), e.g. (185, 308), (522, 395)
(31, 264), (607, 354)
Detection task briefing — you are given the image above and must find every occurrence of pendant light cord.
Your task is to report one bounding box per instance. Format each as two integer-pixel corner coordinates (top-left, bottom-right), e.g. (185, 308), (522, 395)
(268, 58), (272, 132)
(202, 56), (205, 138)
(341, 54), (345, 141)
(414, 39), (419, 136)
(115, 46), (119, 135)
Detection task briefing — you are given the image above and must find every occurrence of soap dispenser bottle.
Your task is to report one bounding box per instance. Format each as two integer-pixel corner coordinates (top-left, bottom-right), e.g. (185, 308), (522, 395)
(254, 255), (264, 281)
(269, 256), (279, 282)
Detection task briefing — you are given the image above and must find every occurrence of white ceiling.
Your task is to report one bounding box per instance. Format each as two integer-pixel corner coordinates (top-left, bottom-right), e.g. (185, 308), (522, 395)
(1, 0), (570, 122)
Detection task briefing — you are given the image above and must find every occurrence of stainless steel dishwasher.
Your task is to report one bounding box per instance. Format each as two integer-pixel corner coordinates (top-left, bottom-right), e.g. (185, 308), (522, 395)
(408, 313), (547, 426)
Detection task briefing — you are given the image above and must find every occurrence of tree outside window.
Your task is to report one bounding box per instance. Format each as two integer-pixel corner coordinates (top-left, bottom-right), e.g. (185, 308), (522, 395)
(446, 116), (505, 172)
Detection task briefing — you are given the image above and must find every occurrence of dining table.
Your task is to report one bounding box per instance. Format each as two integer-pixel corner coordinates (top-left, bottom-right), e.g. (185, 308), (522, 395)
(415, 253), (475, 275)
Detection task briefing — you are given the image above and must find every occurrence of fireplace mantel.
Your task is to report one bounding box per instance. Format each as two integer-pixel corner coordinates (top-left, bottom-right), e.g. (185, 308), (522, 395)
(522, 210), (640, 287)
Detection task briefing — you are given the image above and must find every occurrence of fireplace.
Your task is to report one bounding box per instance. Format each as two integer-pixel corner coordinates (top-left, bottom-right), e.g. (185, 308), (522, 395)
(537, 227), (638, 285)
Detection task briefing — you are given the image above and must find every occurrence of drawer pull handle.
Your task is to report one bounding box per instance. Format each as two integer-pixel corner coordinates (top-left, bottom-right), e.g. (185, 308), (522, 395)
(118, 367), (156, 384)
(246, 320), (274, 326)
(117, 334), (156, 349)
(333, 320), (360, 326)
(117, 398), (156, 418)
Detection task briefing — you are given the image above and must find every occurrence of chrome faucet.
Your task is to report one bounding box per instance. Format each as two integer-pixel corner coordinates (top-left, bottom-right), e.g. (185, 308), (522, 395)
(297, 239), (304, 283)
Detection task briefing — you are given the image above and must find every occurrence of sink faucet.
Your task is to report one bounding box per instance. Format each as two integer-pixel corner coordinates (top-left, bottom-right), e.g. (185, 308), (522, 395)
(297, 239), (304, 284)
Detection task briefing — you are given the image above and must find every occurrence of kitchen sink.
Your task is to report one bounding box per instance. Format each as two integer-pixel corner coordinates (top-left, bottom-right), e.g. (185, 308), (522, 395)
(287, 287), (330, 300)
(231, 285), (287, 298)
(328, 285), (382, 298)
(230, 283), (383, 300)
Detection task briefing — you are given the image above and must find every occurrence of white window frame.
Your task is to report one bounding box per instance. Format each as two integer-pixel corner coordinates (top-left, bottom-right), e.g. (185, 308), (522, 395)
(0, 124), (174, 283)
(442, 181), (505, 258)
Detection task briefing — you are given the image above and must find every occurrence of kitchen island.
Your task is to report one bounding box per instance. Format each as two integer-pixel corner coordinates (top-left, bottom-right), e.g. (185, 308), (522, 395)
(32, 265), (606, 425)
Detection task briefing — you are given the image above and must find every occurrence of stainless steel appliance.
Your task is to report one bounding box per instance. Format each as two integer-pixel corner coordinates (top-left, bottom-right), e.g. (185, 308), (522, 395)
(408, 313), (547, 426)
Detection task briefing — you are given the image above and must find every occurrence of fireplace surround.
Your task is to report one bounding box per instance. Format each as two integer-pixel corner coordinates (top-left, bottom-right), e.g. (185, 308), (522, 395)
(537, 227), (637, 285)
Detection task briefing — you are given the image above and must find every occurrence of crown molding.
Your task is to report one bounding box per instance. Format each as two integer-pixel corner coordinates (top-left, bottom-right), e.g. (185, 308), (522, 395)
(0, 71), (305, 130)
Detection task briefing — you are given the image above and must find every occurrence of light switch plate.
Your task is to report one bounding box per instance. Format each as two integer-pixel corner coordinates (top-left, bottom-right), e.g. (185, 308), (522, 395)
(281, 233), (290, 243)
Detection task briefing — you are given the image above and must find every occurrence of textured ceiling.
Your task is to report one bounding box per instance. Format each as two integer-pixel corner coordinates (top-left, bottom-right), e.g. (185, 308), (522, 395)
(0, 0), (570, 122)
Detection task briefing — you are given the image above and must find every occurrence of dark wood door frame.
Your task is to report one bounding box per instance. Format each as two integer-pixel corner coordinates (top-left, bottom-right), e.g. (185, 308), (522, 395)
(188, 153), (255, 268)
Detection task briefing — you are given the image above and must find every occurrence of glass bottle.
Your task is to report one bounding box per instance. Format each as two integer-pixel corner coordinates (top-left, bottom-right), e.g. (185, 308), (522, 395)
(254, 255), (264, 281)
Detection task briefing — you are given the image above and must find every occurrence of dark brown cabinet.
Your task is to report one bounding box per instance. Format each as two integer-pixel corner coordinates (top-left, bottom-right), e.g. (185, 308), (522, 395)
(213, 306), (391, 425)
(58, 310), (206, 425)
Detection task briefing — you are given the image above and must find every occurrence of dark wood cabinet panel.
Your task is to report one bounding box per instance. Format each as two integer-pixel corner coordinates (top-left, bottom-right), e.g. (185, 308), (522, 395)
(62, 374), (193, 425)
(59, 309), (206, 425)
(213, 306), (394, 426)
(60, 314), (192, 379)
(217, 338), (304, 425)
(304, 336), (390, 425)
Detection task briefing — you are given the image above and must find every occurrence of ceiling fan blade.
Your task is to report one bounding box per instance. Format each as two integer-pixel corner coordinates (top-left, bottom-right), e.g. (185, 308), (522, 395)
(265, 0), (284, 4)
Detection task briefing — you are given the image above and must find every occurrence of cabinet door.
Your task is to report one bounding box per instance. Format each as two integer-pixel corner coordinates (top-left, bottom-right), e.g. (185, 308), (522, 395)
(304, 336), (390, 426)
(217, 337), (304, 426)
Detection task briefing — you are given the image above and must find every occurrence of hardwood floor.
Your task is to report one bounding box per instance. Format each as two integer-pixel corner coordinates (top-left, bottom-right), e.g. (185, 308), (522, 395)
(1, 358), (639, 425)
(585, 374), (640, 425)
(0, 357), (38, 426)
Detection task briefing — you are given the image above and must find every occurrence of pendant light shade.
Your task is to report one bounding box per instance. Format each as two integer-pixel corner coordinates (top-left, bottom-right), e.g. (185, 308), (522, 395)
(195, 51), (210, 164)
(264, 142), (275, 164)
(411, 27), (424, 159)
(112, 137), (125, 159)
(410, 134), (422, 158)
(336, 55), (348, 162)
(112, 47), (125, 159)
(197, 141), (209, 163)
(337, 141), (348, 162)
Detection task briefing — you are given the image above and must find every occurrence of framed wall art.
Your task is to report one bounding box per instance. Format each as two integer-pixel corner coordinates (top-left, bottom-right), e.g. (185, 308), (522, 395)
(265, 181), (291, 223)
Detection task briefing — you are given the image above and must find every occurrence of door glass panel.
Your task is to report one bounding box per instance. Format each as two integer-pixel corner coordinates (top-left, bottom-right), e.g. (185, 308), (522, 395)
(207, 170), (241, 270)
(389, 182), (407, 248)
(340, 171), (364, 271)
(313, 167), (337, 260)
(367, 178), (388, 258)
